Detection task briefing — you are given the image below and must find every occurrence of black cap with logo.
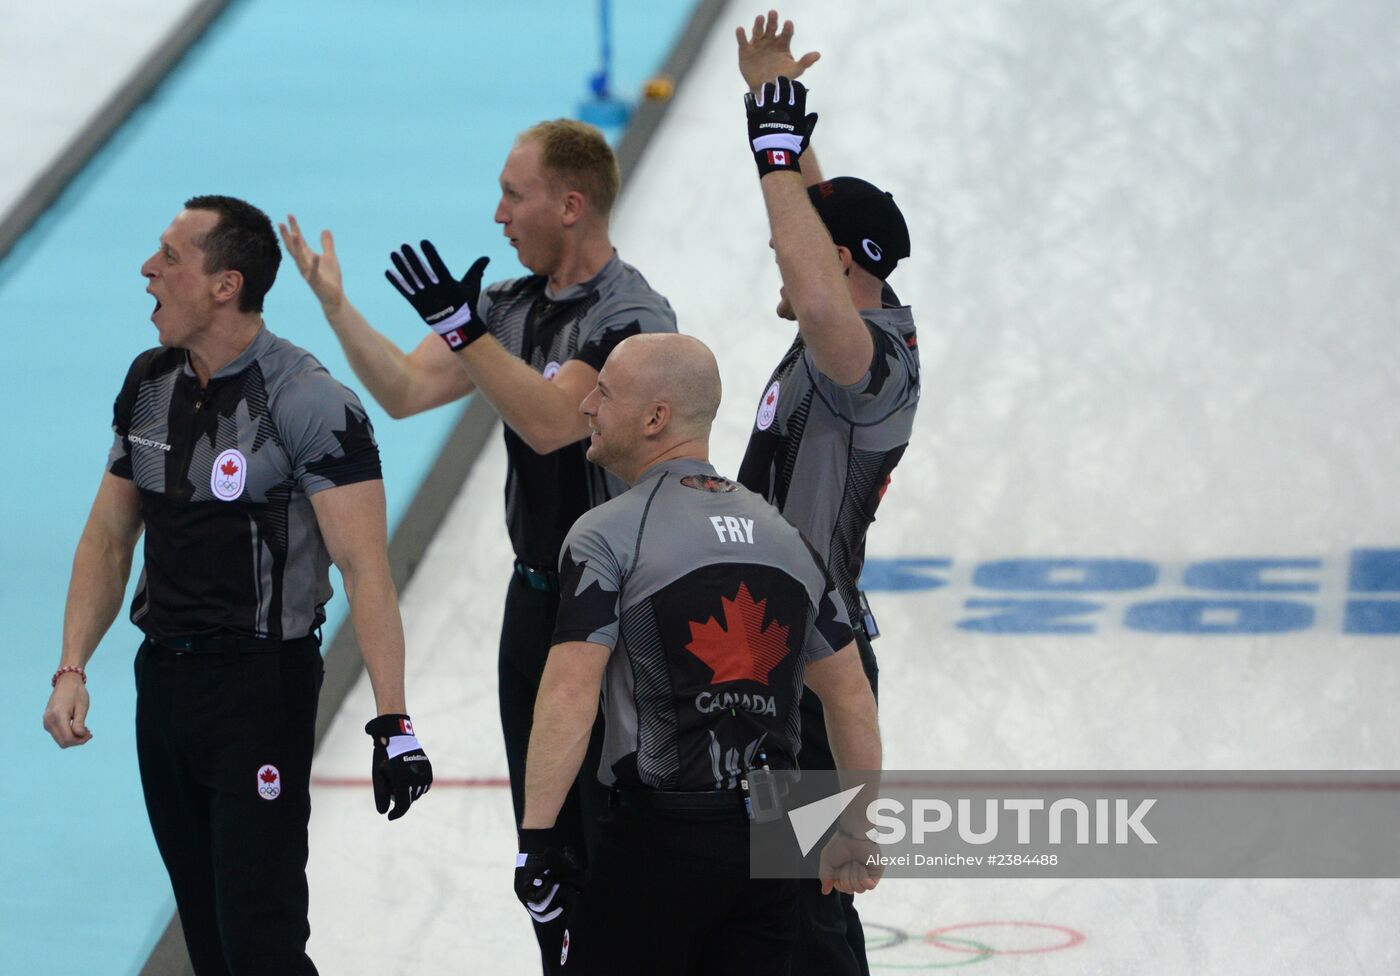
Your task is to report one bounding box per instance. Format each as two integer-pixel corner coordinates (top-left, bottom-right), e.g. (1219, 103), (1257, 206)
(806, 177), (910, 280)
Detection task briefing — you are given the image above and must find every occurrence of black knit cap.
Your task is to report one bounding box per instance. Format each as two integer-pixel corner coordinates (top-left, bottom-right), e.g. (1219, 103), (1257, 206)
(807, 177), (910, 279)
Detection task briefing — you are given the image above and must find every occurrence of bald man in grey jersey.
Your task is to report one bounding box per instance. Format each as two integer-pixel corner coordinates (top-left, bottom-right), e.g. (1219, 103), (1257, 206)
(514, 334), (882, 976)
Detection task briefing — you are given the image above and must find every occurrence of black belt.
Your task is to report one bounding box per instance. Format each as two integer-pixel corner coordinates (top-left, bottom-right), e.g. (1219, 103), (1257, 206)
(147, 633), (319, 655)
(514, 559), (560, 594)
(610, 787), (746, 820)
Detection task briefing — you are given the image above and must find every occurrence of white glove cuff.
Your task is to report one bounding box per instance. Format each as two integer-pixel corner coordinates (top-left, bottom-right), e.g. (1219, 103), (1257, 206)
(429, 304), (474, 335)
(386, 733), (422, 759)
(752, 132), (803, 154)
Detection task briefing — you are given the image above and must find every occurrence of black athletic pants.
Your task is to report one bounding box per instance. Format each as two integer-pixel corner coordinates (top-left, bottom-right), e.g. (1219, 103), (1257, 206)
(134, 637), (323, 976)
(792, 627), (879, 976)
(497, 572), (608, 975)
(563, 802), (800, 975)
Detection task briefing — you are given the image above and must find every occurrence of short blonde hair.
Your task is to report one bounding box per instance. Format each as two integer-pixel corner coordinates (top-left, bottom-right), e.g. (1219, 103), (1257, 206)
(519, 119), (621, 218)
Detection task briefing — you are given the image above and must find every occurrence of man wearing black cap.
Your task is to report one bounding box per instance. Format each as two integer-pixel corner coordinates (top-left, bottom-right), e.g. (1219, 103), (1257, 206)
(738, 33), (920, 974)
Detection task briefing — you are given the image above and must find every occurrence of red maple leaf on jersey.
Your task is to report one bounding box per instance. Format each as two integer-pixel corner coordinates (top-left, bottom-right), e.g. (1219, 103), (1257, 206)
(221, 458), (240, 476)
(685, 583), (791, 686)
(765, 391), (776, 405)
(260, 768), (277, 784)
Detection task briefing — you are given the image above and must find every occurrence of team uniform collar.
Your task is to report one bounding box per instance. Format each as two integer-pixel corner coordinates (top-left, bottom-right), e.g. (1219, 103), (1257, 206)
(180, 326), (275, 380)
(861, 303), (914, 333)
(545, 250), (620, 302)
(634, 457), (718, 487)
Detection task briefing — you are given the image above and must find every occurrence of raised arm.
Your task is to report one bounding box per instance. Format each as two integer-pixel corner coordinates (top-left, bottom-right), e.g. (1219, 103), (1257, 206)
(746, 78), (873, 385)
(280, 215), (474, 418)
(444, 333), (596, 455)
(43, 472), (144, 748)
(384, 241), (604, 454)
(763, 172), (872, 383)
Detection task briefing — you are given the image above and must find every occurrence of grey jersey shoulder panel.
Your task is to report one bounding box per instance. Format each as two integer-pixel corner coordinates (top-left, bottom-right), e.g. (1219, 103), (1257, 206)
(806, 306), (919, 426)
(558, 465), (840, 625)
(480, 254), (677, 374)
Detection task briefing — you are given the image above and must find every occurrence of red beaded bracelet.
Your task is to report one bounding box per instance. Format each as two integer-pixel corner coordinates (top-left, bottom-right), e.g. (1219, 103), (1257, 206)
(51, 665), (87, 687)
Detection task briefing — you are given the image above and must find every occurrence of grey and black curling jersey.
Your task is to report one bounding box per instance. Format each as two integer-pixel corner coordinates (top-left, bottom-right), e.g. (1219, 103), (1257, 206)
(737, 303), (919, 626)
(477, 253), (676, 567)
(551, 459), (854, 792)
(108, 328), (382, 641)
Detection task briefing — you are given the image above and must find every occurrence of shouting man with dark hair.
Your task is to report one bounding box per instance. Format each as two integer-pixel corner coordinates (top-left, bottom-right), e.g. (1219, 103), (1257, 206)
(181, 194), (283, 312)
(42, 195), (433, 975)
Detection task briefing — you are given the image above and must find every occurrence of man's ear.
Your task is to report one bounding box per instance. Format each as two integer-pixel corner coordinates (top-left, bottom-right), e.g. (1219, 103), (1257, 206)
(212, 269), (244, 307)
(561, 190), (586, 228)
(645, 400), (671, 436)
(835, 244), (854, 277)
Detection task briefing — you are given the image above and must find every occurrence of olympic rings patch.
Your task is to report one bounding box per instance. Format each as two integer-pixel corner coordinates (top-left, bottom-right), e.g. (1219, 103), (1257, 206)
(257, 764), (282, 801)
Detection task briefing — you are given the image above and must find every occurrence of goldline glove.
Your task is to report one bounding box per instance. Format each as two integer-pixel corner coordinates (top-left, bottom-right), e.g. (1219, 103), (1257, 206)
(364, 714), (433, 820)
(385, 242), (490, 350)
(514, 827), (583, 925)
(745, 76), (818, 177)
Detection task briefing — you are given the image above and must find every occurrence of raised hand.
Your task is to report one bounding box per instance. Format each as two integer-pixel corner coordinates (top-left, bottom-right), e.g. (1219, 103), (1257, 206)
(736, 9), (820, 94)
(385, 241), (490, 351)
(278, 214), (345, 312)
(745, 76), (818, 177)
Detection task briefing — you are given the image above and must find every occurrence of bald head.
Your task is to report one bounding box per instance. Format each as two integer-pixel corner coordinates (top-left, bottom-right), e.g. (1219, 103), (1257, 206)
(609, 333), (722, 438)
(583, 333), (723, 483)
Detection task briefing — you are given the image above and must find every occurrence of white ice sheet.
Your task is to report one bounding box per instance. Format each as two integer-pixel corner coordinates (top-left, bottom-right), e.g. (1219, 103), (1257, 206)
(0, 1), (204, 222)
(306, 1), (1400, 972)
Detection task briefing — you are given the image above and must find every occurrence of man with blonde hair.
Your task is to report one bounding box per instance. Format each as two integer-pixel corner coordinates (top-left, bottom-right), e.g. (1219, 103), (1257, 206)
(519, 118), (621, 217)
(280, 119), (675, 975)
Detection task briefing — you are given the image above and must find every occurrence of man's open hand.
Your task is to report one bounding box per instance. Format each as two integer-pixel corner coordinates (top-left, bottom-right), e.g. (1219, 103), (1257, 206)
(279, 215), (346, 313)
(737, 9), (820, 94)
